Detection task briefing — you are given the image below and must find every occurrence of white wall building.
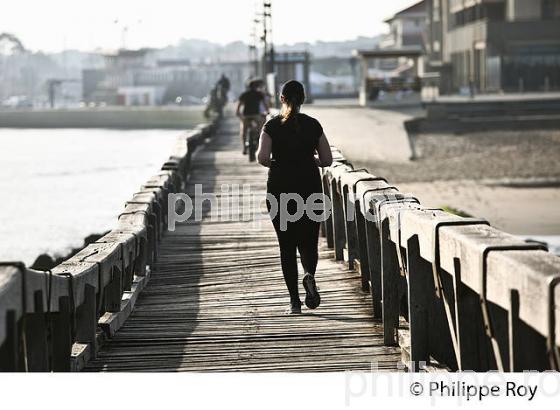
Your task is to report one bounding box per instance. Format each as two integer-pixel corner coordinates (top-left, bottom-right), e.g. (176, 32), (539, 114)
(116, 86), (165, 106)
(380, 1), (428, 49)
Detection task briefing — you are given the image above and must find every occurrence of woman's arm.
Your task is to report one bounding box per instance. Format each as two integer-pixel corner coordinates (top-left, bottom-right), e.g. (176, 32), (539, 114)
(315, 133), (333, 167)
(257, 131), (273, 168)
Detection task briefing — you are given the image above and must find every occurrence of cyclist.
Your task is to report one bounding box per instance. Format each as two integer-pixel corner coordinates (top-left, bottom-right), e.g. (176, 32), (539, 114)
(217, 74), (231, 103)
(236, 79), (269, 155)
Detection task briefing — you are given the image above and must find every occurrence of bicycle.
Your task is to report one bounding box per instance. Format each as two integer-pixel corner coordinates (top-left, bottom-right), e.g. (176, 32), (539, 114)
(243, 115), (264, 162)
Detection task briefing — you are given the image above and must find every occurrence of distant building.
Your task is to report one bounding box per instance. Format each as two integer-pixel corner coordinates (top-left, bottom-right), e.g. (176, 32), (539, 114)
(116, 86), (165, 106)
(426, 0), (560, 94)
(380, 0), (428, 49)
(271, 52), (313, 103)
(82, 48), (250, 106)
(377, 1), (427, 72)
(83, 48), (161, 105)
(352, 1), (426, 106)
(310, 56), (360, 98)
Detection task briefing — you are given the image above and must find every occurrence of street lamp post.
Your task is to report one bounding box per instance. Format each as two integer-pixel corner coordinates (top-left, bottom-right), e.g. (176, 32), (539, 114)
(262, 2), (274, 77)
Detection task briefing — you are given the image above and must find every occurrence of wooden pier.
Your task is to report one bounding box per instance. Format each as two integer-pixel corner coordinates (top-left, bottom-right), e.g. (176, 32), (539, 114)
(1, 112), (559, 373)
(85, 117), (401, 372)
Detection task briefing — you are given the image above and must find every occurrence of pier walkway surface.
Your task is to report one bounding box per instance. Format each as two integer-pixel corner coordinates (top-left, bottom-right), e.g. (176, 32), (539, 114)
(85, 116), (401, 372)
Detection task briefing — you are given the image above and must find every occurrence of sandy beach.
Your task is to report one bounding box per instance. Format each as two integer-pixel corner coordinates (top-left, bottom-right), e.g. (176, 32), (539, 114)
(305, 104), (560, 237)
(398, 180), (560, 236)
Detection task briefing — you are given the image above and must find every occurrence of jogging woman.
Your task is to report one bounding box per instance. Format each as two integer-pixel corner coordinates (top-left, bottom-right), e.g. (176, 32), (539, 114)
(257, 80), (333, 314)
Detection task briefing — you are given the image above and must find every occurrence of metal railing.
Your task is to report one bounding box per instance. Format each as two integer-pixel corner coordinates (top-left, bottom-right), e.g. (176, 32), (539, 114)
(0, 119), (219, 371)
(321, 147), (560, 372)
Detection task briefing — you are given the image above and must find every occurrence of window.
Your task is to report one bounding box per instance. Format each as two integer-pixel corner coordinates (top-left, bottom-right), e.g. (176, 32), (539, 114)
(433, 0), (440, 22)
(485, 3), (506, 21)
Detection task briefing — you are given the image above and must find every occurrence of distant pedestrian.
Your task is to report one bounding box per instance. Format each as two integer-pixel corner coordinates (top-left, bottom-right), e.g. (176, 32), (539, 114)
(218, 74), (231, 102)
(256, 80), (333, 314)
(204, 86), (221, 118)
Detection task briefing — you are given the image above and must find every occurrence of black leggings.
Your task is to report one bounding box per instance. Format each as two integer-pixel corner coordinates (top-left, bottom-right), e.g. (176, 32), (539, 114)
(268, 199), (321, 303)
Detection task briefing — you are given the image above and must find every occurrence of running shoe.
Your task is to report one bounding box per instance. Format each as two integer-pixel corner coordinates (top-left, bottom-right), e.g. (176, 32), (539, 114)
(303, 273), (321, 309)
(285, 299), (302, 315)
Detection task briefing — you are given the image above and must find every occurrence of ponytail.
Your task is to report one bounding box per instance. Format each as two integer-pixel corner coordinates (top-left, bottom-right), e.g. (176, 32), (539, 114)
(280, 80), (305, 127)
(281, 102), (299, 124)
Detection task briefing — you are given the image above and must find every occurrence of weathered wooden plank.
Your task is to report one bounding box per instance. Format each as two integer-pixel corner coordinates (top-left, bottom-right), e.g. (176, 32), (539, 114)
(86, 116), (401, 372)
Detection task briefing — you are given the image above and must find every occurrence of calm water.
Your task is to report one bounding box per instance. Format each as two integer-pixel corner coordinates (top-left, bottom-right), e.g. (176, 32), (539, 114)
(0, 128), (185, 264)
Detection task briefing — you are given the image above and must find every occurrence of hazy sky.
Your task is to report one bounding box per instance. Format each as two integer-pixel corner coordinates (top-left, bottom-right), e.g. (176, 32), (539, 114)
(0, 0), (420, 52)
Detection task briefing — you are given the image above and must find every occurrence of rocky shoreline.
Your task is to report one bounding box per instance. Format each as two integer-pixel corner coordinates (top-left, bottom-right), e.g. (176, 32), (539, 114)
(29, 231), (109, 271)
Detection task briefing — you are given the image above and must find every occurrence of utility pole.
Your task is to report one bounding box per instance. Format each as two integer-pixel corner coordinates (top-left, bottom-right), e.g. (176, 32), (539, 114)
(261, 2), (268, 78)
(248, 2), (274, 86)
(258, 1), (274, 78)
(249, 6), (260, 78)
(264, 2), (274, 75)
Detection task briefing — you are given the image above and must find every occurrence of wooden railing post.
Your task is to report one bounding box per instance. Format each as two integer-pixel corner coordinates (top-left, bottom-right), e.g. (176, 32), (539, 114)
(75, 284), (97, 359)
(321, 175), (334, 248)
(123, 250), (135, 291)
(25, 291), (49, 371)
(354, 201), (370, 292)
(135, 236), (148, 277)
(364, 214), (382, 319)
(381, 217), (399, 346)
(406, 235), (430, 370)
(51, 296), (72, 372)
(331, 180), (346, 261)
(0, 311), (19, 371)
(105, 266), (123, 313)
(452, 258), (487, 371)
(342, 186), (358, 270)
